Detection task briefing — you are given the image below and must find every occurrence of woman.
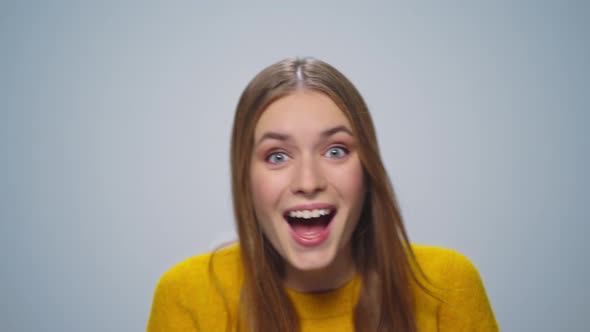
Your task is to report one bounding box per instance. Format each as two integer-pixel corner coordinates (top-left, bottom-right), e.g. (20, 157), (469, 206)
(147, 58), (499, 331)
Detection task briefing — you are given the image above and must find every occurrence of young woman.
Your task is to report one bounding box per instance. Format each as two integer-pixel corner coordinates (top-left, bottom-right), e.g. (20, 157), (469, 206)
(147, 58), (499, 331)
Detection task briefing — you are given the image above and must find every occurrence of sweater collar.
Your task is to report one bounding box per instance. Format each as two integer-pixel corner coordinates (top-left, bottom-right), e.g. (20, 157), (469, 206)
(285, 275), (361, 320)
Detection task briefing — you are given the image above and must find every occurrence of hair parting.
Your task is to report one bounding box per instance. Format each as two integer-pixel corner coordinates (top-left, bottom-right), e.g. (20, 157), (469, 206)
(295, 63), (304, 82)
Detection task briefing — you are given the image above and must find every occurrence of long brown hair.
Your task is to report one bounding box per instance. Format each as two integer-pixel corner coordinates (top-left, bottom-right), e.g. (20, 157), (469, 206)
(230, 57), (427, 331)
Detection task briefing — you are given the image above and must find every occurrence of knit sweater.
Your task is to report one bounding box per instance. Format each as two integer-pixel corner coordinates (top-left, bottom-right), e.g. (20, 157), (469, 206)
(147, 244), (499, 331)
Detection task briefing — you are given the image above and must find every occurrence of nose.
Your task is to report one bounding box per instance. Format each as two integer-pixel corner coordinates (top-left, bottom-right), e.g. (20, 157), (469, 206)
(291, 155), (326, 197)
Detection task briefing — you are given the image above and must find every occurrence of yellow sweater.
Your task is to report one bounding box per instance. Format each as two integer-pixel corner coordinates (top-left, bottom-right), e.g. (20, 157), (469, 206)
(147, 245), (499, 331)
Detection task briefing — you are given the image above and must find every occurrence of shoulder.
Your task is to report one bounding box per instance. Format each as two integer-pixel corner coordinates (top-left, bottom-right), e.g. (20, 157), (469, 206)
(154, 244), (243, 307)
(160, 243), (242, 280)
(411, 244), (482, 288)
(148, 244), (243, 330)
(410, 244), (499, 331)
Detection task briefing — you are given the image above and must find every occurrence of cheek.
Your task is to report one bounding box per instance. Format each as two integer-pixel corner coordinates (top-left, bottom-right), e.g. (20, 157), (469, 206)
(250, 167), (288, 253)
(250, 167), (285, 216)
(349, 163), (366, 194)
(328, 160), (366, 199)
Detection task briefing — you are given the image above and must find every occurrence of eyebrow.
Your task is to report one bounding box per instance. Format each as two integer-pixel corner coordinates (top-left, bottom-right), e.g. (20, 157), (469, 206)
(256, 125), (354, 146)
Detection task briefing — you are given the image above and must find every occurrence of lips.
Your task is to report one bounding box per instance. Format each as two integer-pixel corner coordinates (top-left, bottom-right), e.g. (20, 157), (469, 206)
(283, 204), (337, 247)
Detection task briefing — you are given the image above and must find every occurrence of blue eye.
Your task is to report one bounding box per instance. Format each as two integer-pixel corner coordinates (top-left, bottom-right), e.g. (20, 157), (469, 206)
(325, 147), (348, 159)
(267, 152), (290, 164)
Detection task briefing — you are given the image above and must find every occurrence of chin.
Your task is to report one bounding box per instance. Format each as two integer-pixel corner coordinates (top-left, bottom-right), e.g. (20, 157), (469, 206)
(285, 243), (339, 271)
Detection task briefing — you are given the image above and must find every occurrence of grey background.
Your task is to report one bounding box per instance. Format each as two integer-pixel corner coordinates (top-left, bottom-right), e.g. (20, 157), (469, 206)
(2, 1), (588, 331)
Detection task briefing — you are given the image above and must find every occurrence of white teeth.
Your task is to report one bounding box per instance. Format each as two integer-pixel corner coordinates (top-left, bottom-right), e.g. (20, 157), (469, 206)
(288, 209), (332, 219)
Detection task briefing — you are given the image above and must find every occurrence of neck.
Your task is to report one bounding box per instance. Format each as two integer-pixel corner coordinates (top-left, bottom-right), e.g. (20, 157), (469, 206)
(283, 246), (356, 293)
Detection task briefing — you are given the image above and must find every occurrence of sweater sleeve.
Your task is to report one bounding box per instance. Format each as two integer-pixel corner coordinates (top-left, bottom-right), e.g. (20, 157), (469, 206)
(146, 269), (200, 332)
(437, 250), (499, 331)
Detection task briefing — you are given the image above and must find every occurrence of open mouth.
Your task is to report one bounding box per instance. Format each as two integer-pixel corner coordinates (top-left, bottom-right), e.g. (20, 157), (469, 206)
(283, 208), (336, 237)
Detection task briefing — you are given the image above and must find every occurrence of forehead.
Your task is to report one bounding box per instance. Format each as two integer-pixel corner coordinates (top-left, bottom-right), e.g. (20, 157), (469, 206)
(254, 90), (352, 139)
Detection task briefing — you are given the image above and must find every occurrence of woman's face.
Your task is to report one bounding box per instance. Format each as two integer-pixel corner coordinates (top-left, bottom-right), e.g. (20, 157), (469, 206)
(250, 90), (366, 272)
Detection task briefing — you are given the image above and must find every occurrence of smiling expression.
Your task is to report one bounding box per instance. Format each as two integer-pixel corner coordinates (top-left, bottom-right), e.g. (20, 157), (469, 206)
(250, 90), (366, 273)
